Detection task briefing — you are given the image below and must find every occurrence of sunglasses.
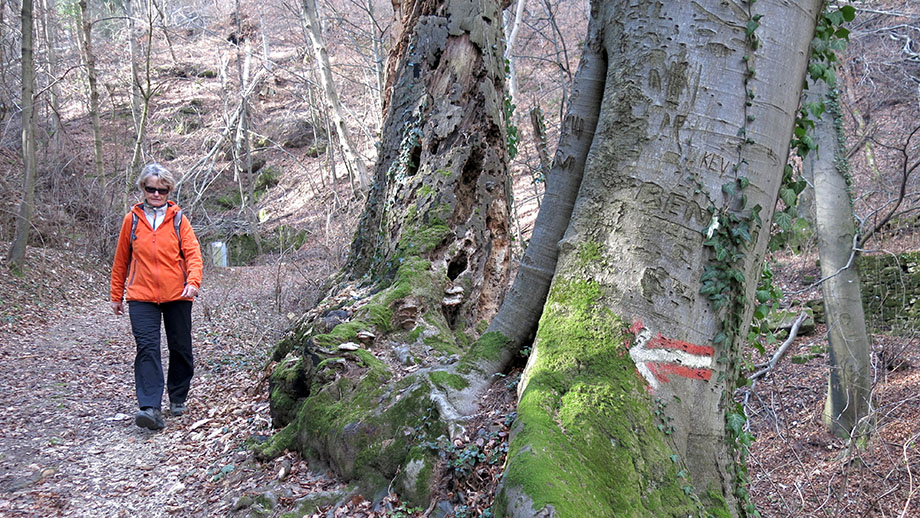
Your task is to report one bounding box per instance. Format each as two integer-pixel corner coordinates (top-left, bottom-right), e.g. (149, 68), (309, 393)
(144, 186), (169, 195)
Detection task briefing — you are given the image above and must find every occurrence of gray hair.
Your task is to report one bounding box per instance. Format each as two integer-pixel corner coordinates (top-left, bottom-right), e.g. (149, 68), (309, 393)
(136, 163), (176, 192)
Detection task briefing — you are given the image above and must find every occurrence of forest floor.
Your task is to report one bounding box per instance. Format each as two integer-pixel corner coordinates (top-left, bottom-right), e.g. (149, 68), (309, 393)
(0, 246), (348, 518)
(0, 244), (514, 518)
(0, 245), (917, 518)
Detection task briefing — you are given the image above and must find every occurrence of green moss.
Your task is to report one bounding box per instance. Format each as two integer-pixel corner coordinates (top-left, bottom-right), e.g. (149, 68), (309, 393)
(416, 184), (434, 197)
(423, 334), (461, 355)
(380, 257), (435, 305)
(398, 223), (450, 256)
(577, 241), (603, 267)
(313, 321), (367, 348)
(457, 331), (509, 374)
(498, 279), (701, 517)
(429, 371), (469, 391)
(351, 349), (391, 381)
(706, 487), (732, 518)
(290, 374), (446, 507)
(270, 387), (298, 422)
(359, 304), (393, 333)
(407, 325), (424, 343)
(254, 422), (297, 459)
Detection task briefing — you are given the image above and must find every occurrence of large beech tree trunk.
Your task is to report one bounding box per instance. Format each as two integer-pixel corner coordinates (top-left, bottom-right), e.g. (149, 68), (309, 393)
(496, 1), (821, 515)
(804, 82), (872, 440)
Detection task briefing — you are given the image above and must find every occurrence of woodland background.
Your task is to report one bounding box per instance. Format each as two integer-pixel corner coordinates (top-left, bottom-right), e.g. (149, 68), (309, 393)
(0, 0), (918, 517)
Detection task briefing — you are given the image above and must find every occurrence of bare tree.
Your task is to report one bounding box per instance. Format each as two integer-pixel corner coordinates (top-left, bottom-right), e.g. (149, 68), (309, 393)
(77, 0), (104, 179)
(803, 81), (873, 440)
(301, 0), (368, 192)
(8, 0), (36, 269)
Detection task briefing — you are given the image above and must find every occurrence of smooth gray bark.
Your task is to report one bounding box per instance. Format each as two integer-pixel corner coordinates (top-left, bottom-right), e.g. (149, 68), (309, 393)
(804, 82), (873, 440)
(499, 1), (822, 515)
(479, 5), (606, 376)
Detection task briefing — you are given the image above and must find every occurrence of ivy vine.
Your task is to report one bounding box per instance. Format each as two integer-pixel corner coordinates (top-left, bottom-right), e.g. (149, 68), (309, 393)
(699, 4), (855, 517)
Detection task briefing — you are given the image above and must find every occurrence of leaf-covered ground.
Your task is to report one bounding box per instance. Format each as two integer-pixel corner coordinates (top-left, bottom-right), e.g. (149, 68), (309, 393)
(0, 246), (345, 517)
(0, 245), (517, 518)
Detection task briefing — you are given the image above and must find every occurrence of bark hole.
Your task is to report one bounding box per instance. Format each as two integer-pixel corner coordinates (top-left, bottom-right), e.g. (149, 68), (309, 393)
(406, 144), (422, 177)
(450, 148), (481, 226)
(447, 252), (468, 280)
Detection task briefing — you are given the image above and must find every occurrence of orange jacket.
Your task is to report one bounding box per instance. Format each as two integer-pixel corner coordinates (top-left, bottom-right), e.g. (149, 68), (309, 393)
(110, 201), (203, 304)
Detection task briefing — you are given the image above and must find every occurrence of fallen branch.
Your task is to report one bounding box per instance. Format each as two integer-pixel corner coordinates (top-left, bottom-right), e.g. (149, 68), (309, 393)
(742, 311), (808, 429)
(749, 311), (808, 382)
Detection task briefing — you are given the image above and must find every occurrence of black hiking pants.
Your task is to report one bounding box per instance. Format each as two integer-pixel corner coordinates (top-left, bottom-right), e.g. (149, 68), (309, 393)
(128, 300), (194, 410)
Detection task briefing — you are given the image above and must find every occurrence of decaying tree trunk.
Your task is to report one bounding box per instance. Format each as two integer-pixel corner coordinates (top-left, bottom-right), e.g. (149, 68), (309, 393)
(8, 0), (36, 269)
(347, 0), (513, 328)
(804, 82), (873, 441)
(264, 0), (512, 505)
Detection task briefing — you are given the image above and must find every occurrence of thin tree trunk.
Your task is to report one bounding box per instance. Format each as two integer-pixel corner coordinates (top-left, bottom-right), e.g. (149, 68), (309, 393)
(475, 11), (606, 376)
(8, 0), (36, 269)
(301, 0), (368, 190)
(366, 0), (383, 129)
(127, 0), (155, 206)
(804, 82), (873, 440)
(503, 0), (526, 107)
(150, 0), (177, 64)
(233, 0), (262, 256)
(126, 0), (143, 136)
(40, 0), (62, 156)
(77, 0), (104, 179)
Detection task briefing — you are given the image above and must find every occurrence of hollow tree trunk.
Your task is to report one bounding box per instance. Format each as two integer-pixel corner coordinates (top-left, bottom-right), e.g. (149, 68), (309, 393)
(496, 1), (821, 516)
(803, 82), (872, 440)
(264, 0), (512, 506)
(348, 0), (512, 328)
(8, 0), (36, 269)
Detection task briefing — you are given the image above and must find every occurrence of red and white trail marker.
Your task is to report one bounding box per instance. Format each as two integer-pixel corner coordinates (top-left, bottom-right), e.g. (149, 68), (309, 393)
(629, 325), (715, 391)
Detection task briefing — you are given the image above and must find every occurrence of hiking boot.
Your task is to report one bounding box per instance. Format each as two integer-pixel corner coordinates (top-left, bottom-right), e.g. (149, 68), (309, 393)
(169, 402), (187, 417)
(135, 407), (165, 430)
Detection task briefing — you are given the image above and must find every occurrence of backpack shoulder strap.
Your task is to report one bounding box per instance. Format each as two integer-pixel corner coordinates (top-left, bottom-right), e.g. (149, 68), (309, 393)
(174, 209), (185, 259)
(130, 213), (139, 253)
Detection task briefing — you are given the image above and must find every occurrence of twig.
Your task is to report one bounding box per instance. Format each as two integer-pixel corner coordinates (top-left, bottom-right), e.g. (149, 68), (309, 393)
(900, 432), (920, 518)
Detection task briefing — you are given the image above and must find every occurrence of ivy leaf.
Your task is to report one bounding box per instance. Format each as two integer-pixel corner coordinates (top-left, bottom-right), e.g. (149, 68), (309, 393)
(745, 19), (760, 37)
(835, 27), (850, 41)
(779, 187), (798, 208)
(840, 5), (856, 22)
(727, 412), (746, 436)
(774, 211), (794, 231)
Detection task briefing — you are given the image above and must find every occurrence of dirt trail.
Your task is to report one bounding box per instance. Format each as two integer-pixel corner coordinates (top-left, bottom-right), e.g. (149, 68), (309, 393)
(0, 262), (332, 517)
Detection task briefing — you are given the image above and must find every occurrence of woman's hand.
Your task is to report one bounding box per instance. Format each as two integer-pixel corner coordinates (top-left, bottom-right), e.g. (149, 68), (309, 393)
(181, 285), (199, 298)
(111, 301), (124, 315)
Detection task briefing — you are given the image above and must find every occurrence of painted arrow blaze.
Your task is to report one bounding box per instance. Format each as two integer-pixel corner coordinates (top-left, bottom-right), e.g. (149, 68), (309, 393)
(629, 324), (714, 391)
